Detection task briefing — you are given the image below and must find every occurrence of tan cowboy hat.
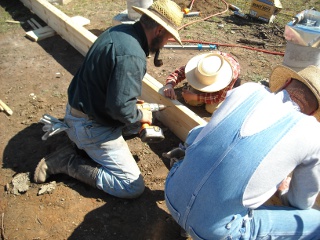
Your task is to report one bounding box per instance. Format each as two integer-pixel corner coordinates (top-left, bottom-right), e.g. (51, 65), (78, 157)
(269, 65), (320, 120)
(132, 0), (183, 45)
(185, 53), (234, 92)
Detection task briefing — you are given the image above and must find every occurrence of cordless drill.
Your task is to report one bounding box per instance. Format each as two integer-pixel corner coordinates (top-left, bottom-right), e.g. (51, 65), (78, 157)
(137, 103), (167, 143)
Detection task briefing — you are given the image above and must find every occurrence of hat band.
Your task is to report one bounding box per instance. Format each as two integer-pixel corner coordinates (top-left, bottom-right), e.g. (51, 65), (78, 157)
(148, 8), (178, 30)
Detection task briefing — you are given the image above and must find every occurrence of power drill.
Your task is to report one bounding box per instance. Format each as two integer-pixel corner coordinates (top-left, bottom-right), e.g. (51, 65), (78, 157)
(137, 103), (167, 143)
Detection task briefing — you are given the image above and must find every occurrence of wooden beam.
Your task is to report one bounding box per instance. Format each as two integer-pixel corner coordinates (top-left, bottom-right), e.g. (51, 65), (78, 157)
(25, 16), (91, 42)
(20, 0), (97, 56)
(26, 25), (56, 41)
(20, 0), (207, 141)
(141, 74), (207, 141)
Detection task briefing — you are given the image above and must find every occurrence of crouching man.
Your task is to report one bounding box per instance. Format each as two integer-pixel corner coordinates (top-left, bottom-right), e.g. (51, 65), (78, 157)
(165, 65), (320, 239)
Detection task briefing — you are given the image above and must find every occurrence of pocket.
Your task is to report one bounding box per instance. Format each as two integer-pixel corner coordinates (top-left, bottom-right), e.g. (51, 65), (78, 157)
(83, 121), (117, 143)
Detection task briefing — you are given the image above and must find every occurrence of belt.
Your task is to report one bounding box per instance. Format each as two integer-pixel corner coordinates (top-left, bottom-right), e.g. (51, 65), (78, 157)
(70, 107), (92, 119)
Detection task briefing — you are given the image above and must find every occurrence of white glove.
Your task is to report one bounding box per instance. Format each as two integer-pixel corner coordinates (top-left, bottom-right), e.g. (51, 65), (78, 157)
(40, 114), (69, 140)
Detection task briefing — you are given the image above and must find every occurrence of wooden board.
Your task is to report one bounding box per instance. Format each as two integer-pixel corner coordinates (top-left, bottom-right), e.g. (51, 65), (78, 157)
(20, 0), (207, 141)
(141, 74), (207, 141)
(21, 0), (97, 55)
(25, 16), (91, 42)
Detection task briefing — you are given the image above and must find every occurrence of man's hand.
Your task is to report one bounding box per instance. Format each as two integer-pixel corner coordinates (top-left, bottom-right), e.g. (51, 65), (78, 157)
(140, 108), (153, 125)
(278, 177), (291, 192)
(277, 176), (291, 198)
(163, 84), (177, 100)
(182, 88), (197, 103)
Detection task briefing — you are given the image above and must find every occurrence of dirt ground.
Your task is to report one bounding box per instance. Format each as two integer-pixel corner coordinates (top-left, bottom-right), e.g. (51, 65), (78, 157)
(0, 0), (319, 239)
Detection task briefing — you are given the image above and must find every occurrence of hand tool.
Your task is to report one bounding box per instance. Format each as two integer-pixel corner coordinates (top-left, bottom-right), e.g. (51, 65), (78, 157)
(228, 4), (248, 19)
(184, 12), (201, 17)
(228, 4), (240, 12)
(137, 103), (167, 143)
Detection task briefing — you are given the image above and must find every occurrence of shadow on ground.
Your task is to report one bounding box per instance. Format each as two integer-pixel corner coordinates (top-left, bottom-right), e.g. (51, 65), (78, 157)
(68, 188), (185, 240)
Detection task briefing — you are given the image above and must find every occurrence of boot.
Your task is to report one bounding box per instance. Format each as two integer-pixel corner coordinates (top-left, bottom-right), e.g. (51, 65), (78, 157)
(34, 144), (99, 188)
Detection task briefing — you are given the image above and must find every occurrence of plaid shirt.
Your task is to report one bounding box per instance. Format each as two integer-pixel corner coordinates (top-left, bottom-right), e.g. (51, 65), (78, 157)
(165, 51), (240, 104)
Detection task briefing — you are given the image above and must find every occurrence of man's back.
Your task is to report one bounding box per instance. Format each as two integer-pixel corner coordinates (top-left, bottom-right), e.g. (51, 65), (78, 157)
(165, 82), (320, 239)
(68, 22), (148, 126)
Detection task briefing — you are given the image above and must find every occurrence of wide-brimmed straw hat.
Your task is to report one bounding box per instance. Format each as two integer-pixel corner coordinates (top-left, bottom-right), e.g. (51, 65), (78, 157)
(185, 53), (234, 92)
(269, 65), (320, 120)
(132, 0), (183, 45)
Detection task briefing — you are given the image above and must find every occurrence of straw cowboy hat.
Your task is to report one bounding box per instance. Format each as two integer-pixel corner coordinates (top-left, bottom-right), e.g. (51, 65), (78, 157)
(269, 65), (320, 120)
(185, 53), (234, 92)
(132, 0), (183, 45)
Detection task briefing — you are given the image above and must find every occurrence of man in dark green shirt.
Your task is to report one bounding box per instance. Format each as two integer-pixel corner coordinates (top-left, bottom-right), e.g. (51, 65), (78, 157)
(34, 0), (183, 198)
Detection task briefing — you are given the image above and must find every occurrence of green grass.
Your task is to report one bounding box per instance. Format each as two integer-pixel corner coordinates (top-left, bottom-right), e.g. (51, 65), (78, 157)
(0, 6), (21, 33)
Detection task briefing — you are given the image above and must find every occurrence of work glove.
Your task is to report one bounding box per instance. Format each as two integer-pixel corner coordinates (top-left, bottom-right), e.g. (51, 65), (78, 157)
(162, 143), (186, 168)
(39, 114), (69, 140)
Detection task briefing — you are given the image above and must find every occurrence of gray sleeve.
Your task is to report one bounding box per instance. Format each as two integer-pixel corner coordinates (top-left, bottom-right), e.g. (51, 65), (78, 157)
(285, 155), (320, 209)
(243, 118), (320, 209)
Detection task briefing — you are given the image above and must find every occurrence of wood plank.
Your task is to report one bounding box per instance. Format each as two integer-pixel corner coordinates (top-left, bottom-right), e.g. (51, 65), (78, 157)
(25, 16), (90, 42)
(0, 99), (13, 116)
(20, 0), (206, 141)
(30, 18), (42, 28)
(27, 19), (38, 30)
(26, 25), (55, 41)
(21, 0), (97, 56)
(141, 74), (207, 141)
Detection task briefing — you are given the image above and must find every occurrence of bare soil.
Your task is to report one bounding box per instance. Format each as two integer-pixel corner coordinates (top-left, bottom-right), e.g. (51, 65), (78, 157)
(0, 0), (319, 240)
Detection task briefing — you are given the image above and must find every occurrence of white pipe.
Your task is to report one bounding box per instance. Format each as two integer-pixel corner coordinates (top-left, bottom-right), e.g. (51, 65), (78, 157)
(164, 44), (218, 50)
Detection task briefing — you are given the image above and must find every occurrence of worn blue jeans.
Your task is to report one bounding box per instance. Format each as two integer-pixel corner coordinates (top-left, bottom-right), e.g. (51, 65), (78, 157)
(64, 104), (144, 198)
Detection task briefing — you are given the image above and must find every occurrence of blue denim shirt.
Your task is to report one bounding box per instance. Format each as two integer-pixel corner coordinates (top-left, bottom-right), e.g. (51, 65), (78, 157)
(68, 22), (149, 127)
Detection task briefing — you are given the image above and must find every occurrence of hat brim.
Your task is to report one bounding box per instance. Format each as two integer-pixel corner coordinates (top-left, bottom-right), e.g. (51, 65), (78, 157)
(185, 53), (233, 92)
(270, 65), (320, 120)
(132, 6), (182, 46)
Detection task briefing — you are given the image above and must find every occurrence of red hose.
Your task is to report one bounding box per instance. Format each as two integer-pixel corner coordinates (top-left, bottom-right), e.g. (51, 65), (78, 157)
(188, 0), (196, 11)
(179, 0), (229, 30)
(168, 39), (285, 56)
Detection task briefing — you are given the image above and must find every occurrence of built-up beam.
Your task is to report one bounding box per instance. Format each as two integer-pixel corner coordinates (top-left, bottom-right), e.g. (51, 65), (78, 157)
(20, 0), (207, 141)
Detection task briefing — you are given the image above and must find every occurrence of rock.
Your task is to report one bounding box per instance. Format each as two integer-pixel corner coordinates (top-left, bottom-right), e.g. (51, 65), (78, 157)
(37, 181), (57, 195)
(11, 172), (30, 195)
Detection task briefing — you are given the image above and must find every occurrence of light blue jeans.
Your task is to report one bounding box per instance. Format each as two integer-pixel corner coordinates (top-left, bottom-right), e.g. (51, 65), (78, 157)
(165, 89), (320, 239)
(64, 104), (144, 198)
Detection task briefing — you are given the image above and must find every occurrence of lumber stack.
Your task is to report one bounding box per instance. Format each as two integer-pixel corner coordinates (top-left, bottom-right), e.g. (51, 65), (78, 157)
(21, 0), (96, 55)
(25, 16), (90, 42)
(20, 0), (207, 141)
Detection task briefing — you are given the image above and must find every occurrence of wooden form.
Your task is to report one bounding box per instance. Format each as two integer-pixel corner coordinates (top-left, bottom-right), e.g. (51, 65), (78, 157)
(26, 16), (90, 42)
(21, 0), (97, 56)
(26, 25), (56, 41)
(20, 0), (207, 141)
